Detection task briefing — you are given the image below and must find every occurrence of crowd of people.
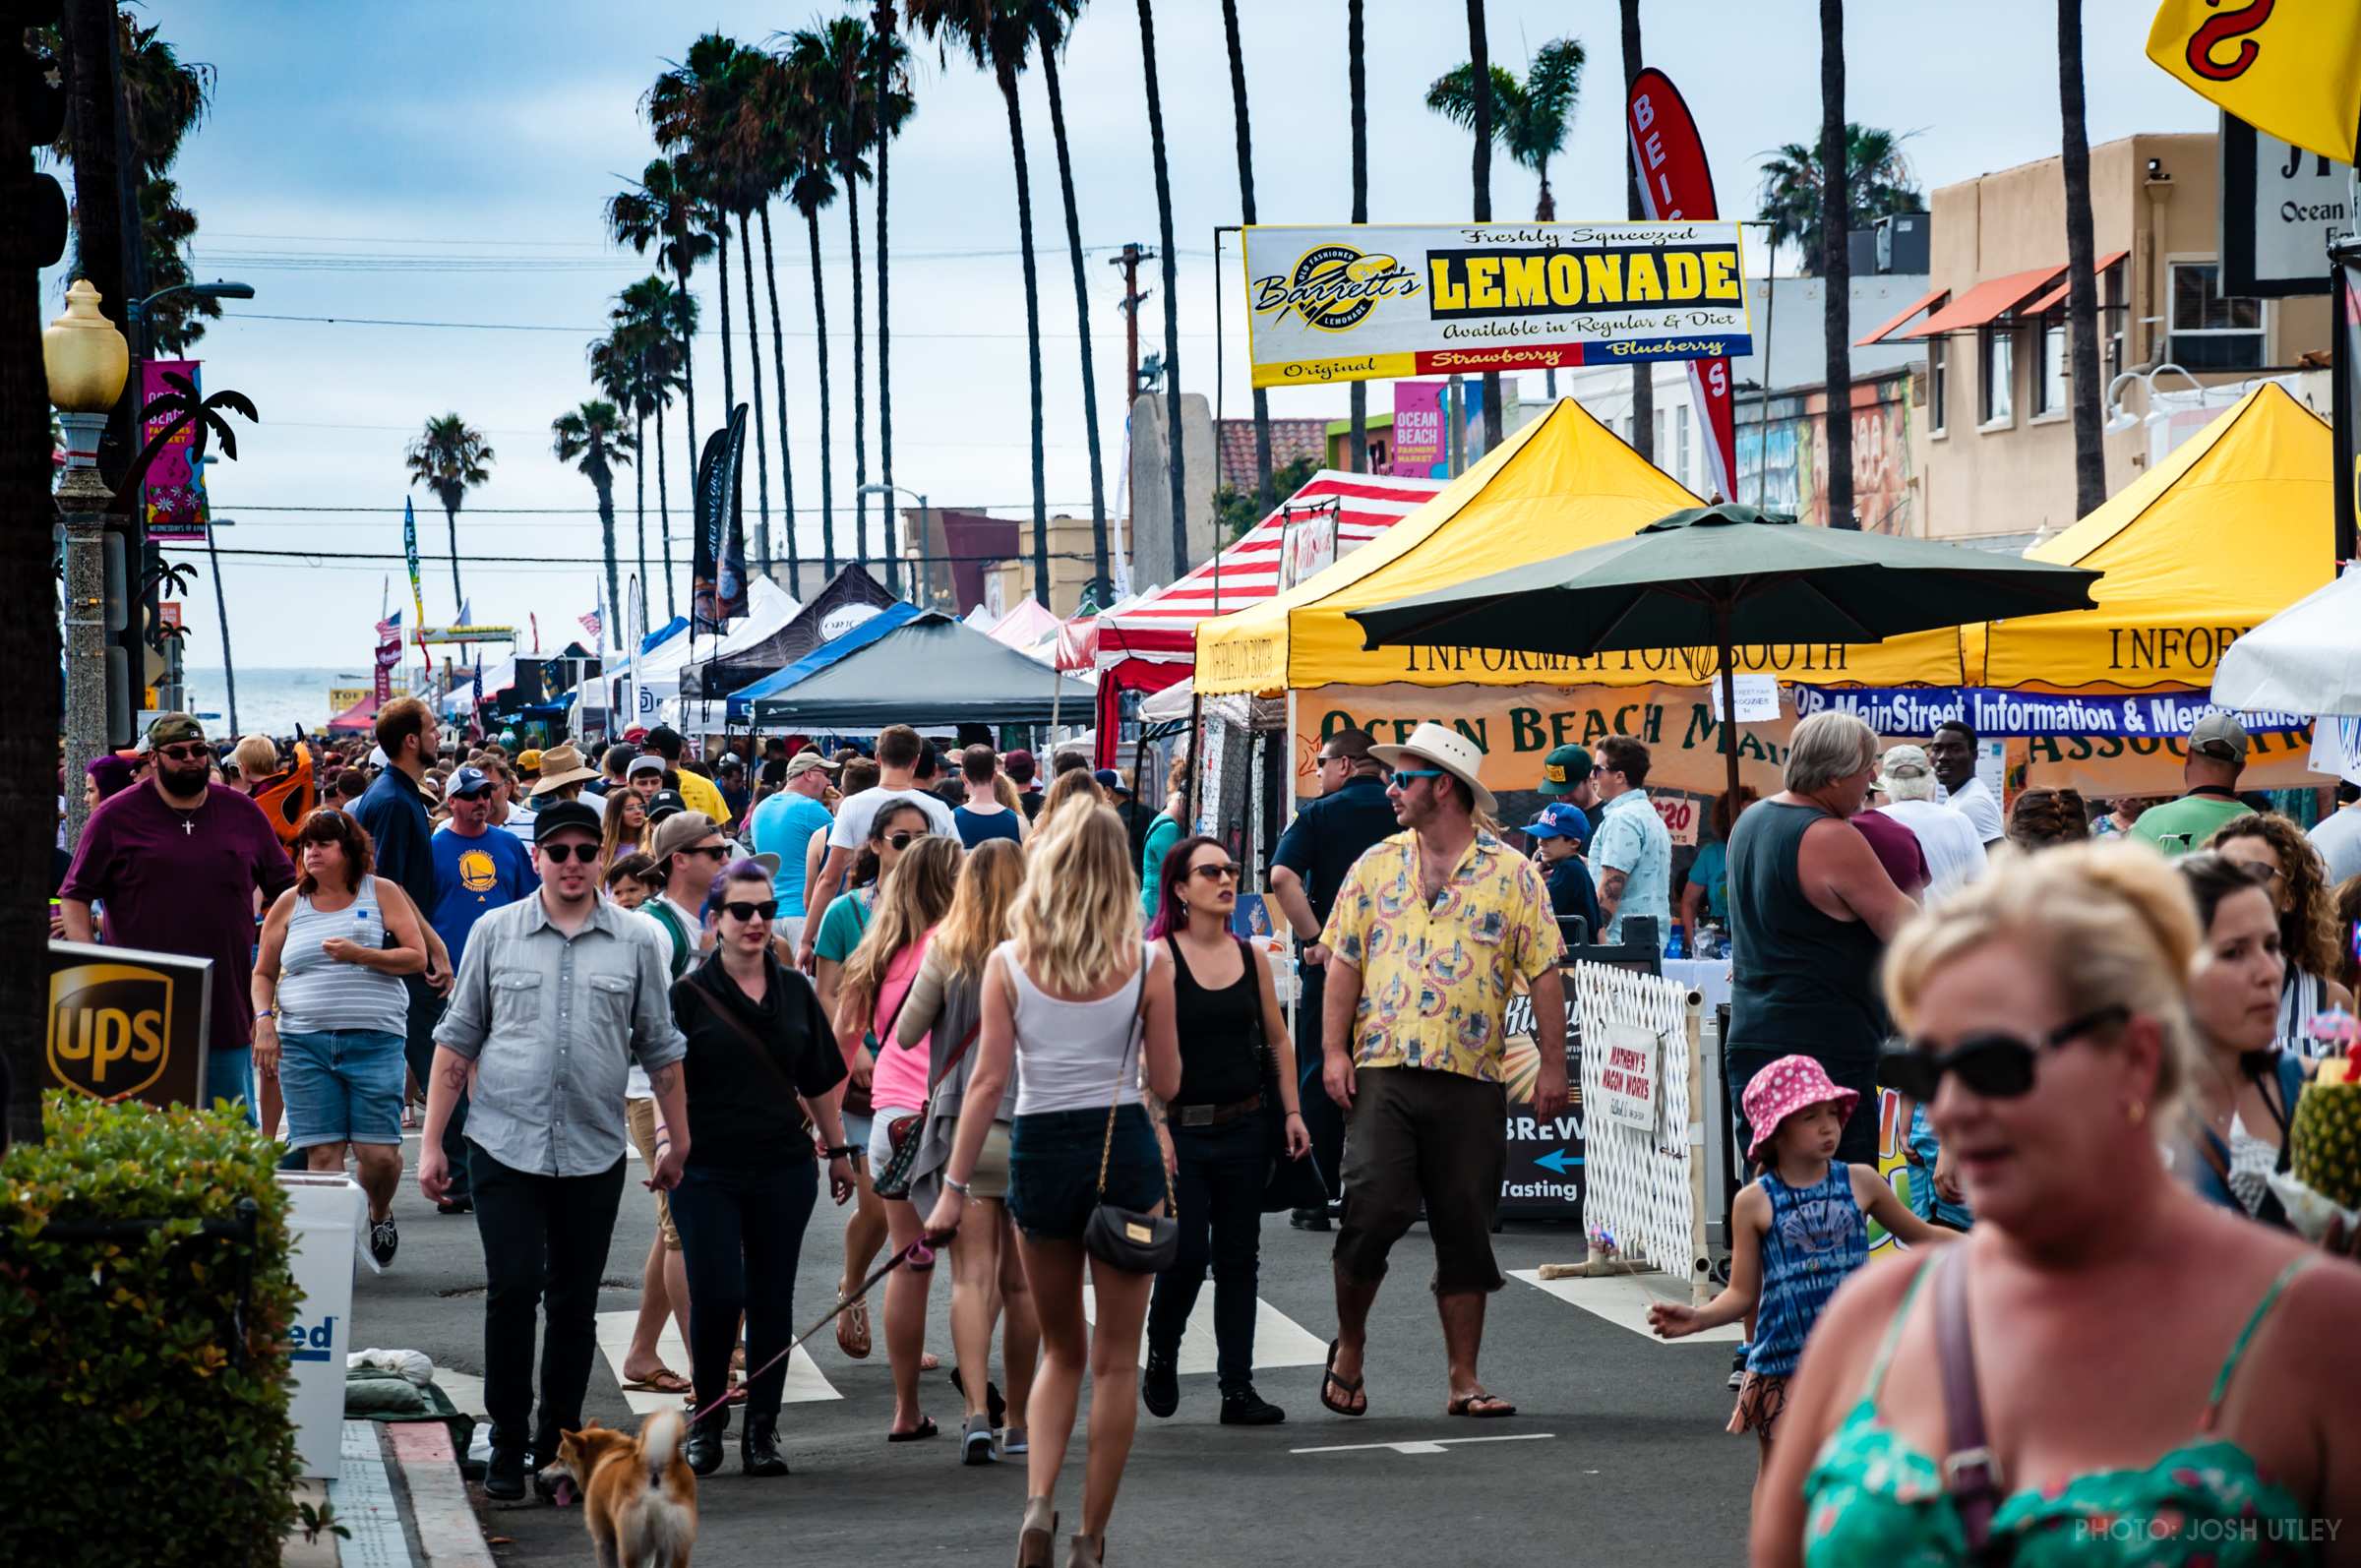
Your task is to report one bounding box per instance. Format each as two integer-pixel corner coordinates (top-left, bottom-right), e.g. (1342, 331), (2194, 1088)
(50, 688), (2361, 1560)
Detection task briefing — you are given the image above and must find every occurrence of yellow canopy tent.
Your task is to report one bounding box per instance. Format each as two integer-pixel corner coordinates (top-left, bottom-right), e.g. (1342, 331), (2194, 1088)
(1980, 383), (2332, 693)
(1195, 396), (1968, 695)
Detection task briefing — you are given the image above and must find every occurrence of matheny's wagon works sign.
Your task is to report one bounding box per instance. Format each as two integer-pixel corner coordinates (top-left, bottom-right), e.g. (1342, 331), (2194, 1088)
(1241, 220), (1753, 389)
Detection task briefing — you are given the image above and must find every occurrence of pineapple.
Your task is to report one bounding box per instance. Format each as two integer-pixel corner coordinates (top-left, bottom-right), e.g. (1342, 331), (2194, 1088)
(2290, 1054), (2361, 1213)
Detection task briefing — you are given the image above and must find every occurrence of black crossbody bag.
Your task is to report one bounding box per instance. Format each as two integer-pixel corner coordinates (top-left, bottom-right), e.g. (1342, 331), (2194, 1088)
(1082, 954), (1180, 1273)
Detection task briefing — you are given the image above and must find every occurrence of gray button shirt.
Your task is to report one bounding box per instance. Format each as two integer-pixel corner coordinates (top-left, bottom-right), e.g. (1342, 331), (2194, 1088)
(433, 892), (687, 1177)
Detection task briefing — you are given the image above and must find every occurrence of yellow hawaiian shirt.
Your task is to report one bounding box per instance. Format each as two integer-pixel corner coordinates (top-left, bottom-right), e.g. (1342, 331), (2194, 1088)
(1321, 828), (1561, 1083)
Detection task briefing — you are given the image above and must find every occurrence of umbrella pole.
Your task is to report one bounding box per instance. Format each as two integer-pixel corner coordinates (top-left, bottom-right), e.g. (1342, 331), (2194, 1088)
(1716, 604), (1742, 811)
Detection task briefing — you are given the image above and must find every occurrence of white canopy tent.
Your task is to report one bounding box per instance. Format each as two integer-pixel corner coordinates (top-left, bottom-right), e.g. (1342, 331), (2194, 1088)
(2213, 564), (2361, 716)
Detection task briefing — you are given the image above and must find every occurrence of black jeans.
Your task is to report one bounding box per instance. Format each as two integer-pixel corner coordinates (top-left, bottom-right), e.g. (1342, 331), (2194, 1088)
(1295, 962), (1344, 1204)
(466, 1147), (627, 1458)
(402, 977), (469, 1200)
(667, 1158), (819, 1424)
(1146, 1115), (1265, 1393)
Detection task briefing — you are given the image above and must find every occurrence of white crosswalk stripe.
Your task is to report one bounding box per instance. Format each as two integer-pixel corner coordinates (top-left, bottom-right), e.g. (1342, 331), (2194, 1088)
(593, 1310), (842, 1412)
(1081, 1286), (1329, 1375)
(1508, 1268), (1742, 1344)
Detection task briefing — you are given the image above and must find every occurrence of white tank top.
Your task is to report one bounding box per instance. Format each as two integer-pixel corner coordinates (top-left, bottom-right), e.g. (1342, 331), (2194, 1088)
(1000, 938), (1151, 1116)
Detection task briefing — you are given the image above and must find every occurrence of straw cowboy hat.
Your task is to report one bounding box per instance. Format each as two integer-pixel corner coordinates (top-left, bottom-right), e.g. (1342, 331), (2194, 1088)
(1369, 721), (1497, 817)
(529, 742), (598, 795)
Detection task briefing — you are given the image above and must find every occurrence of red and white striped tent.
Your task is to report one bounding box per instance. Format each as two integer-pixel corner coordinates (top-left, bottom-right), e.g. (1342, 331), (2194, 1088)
(1091, 469), (1443, 758)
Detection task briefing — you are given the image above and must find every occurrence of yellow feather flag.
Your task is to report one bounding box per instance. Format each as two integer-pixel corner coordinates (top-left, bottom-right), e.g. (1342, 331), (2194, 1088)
(2147, 0), (2361, 163)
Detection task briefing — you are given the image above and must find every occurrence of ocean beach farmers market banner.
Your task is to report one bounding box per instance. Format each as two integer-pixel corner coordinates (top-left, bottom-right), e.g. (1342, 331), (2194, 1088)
(1241, 220), (1753, 389)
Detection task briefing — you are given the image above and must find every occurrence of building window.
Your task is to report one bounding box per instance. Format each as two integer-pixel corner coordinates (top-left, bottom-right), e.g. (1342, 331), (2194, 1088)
(2036, 317), (2067, 415)
(2168, 262), (2264, 370)
(1980, 324), (2014, 425)
(1675, 404), (1692, 487)
(1929, 337), (1948, 434)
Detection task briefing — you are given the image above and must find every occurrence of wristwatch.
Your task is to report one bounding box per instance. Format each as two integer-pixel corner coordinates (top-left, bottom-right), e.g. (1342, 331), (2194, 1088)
(822, 1144), (858, 1160)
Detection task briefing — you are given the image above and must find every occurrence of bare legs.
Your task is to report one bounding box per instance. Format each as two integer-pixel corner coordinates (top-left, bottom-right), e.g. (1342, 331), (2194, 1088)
(621, 1233), (691, 1385)
(998, 1212), (1039, 1443)
(309, 1141), (399, 1223)
(1330, 1271), (1496, 1414)
(1437, 1292), (1491, 1408)
(1017, 1234), (1155, 1551)
(881, 1195), (935, 1434)
(948, 1201), (1040, 1441)
(1326, 1263), (1379, 1415)
(839, 1160), (888, 1332)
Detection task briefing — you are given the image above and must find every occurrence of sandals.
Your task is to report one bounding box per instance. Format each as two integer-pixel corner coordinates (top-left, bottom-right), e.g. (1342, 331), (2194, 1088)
(836, 1297), (873, 1359)
(618, 1366), (692, 1395)
(886, 1416), (938, 1442)
(1319, 1340), (1367, 1417)
(1017, 1496), (1057, 1568)
(1446, 1392), (1517, 1418)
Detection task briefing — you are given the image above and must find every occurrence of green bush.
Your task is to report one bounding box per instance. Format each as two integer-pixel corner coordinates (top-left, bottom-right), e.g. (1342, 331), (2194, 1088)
(1, 1092), (299, 1565)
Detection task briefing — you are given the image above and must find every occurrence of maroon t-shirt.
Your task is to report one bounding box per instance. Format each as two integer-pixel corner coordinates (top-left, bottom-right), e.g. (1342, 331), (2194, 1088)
(1852, 808), (1930, 899)
(61, 782), (297, 1054)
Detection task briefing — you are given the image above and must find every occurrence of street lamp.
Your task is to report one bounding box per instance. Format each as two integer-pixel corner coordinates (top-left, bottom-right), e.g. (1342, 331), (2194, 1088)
(856, 481), (927, 604)
(43, 279), (130, 851)
(126, 279), (255, 359)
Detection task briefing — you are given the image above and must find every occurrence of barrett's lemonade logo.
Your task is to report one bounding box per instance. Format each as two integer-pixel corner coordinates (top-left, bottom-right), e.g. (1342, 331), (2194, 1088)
(1250, 245), (1420, 333)
(49, 962), (174, 1101)
(456, 846), (501, 894)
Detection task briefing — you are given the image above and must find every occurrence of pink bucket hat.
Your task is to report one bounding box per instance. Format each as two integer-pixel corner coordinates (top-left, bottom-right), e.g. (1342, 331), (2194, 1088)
(1742, 1054), (1861, 1161)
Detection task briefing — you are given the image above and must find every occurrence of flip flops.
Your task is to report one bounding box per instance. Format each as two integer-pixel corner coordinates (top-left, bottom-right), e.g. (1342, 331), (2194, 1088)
(1319, 1340), (1367, 1417)
(1446, 1392), (1517, 1417)
(618, 1366), (692, 1395)
(886, 1417), (938, 1443)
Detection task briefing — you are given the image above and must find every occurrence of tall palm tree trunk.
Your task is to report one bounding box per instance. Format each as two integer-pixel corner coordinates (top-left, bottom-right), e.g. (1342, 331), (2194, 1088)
(1348, 0), (1367, 473)
(1819, 0), (1855, 527)
(1037, 27), (1110, 602)
(443, 499), (464, 612)
(633, 401), (648, 597)
(1467, 0), (1502, 452)
(715, 221), (737, 425)
(844, 157), (870, 573)
(807, 210), (838, 576)
(595, 468), (621, 628)
(673, 260), (697, 618)
(737, 211), (773, 578)
(1221, 0), (1275, 513)
(1620, 0), (1653, 457)
(760, 207), (801, 598)
(675, 260), (699, 452)
(875, 12), (898, 598)
(206, 523), (239, 736)
(997, 59), (1051, 608)
(1138, 0), (1187, 580)
(655, 406), (675, 620)
(2058, 0), (2105, 518)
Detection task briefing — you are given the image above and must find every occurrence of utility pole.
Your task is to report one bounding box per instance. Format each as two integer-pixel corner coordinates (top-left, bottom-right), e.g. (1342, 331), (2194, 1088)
(1109, 242), (1154, 408)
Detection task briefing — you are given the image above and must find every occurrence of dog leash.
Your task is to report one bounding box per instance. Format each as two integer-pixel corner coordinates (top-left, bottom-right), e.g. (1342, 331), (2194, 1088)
(683, 1235), (945, 1430)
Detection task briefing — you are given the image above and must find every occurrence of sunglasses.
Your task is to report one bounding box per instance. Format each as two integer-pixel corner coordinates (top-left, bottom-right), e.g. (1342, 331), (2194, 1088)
(1390, 767), (1444, 783)
(539, 841), (601, 864)
(154, 743), (210, 762)
(689, 843), (729, 860)
(723, 899), (779, 923)
(1316, 753), (1350, 766)
(1189, 862), (1243, 881)
(885, 829), (930, 850)
(1877, 1005), (2127, 1102)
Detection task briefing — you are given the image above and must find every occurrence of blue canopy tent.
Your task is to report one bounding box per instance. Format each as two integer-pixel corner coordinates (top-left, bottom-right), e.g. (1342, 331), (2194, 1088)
(725, 600), (923, 722)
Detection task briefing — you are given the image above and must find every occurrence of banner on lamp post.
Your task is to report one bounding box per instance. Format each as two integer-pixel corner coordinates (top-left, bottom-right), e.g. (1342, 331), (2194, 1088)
(1627, 68), (1738, 502)
(692, 405), (750, 633)
(141, 360), (209, 541)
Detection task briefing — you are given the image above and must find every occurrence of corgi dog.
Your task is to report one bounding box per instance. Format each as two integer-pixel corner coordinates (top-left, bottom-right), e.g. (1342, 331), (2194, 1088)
(551, 1410), (698, 1568)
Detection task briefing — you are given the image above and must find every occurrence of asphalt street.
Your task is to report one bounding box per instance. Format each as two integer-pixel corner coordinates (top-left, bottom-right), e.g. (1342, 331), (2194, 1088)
(353, 1136), (1754, 1567)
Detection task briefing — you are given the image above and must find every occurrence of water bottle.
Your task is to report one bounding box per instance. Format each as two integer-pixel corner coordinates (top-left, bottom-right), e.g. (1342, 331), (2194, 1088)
(1665, 927), (1687, 961)
(353, 904), (384, 951)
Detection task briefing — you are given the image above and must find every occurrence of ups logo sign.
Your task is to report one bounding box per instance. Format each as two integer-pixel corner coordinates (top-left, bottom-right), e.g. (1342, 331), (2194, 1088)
(49, 962), (176, 1101)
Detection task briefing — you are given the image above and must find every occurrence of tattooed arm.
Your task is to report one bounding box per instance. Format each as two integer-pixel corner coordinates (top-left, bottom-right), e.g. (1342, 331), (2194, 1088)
(642, 1061), (690, 1191)
(416, 1048), (474, 1203)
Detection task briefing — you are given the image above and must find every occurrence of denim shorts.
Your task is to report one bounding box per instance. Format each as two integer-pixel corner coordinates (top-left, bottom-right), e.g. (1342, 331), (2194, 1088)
(277, 1028), (406, 1149)
(841, 1111), (875, 1169)
(1008, 1104), (1165, 1243)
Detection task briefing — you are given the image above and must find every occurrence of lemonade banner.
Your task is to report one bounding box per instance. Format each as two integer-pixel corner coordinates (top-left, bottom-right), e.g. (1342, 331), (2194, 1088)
(1241, 220), (1753, 390)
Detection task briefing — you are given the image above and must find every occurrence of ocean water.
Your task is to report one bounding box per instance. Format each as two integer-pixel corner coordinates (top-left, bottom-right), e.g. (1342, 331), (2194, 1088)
(178, 666), (380, 739)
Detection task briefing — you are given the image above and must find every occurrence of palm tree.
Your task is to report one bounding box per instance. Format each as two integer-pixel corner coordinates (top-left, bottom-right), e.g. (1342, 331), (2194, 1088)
(1464, 0), (1502, 452)
(403, 414), (493, 613)
(1619, 0), (1651, 457)
(2057, 0), (2104, 516)
(780, 58), (842, 579)
(1427, 36), (1584, 398)
(591, 275), (688, 599)
(790, 18), (882, 572)
(649, 36), (748, 479)
(1818, 0), (1854, 529)
(606, 153), (714, 587)
(1755, 124), (1919, 277)
(1030, 0), (1110, 601)
(1348, 0), (1368, 472)
(744, 50), (808, 597)
(1219, 0), (1277, 513)
(553, 401), (636, 622)
(1137, 0), (1188, 579)
(910, 1), (1049, 604)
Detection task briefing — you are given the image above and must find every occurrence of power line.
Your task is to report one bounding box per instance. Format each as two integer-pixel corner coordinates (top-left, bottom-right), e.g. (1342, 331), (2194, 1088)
(226, 501), (1100, 515)
(215, 309), (1215, 342)
(208, 545), (1103, 566)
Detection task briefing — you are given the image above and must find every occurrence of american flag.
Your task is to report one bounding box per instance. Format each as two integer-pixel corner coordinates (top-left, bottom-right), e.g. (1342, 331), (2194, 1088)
(578, 607), (603, 642)
(375, 609), (401, 640)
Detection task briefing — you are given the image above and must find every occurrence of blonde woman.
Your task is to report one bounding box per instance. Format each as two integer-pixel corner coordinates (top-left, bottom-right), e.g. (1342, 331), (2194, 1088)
(837, 832), (962, 1441)
(925, 807), (1182, 1568)
(1756, 843), (2361, 1565)
(900, 839), (1039, 1464)
(1036, 767), (1104, 831)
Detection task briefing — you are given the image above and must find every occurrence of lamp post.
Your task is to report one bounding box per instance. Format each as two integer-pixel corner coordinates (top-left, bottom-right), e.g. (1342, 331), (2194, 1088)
(856, 481), (927, 604)
(44, 280), (130, 852)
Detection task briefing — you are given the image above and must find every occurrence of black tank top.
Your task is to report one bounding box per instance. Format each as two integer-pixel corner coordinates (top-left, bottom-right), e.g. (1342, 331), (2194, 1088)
(1165, 935), (1263, 1107)
(1725, 800), (1888, 1061)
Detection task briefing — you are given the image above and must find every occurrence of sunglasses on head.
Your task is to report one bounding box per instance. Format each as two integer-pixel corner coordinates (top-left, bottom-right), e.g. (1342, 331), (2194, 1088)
(155, 743), (210, 762)
(886, 829), (929, 850)
(1877, 1005), (2127, 1102)
(723, 899), (779, 923)
(1189, 862), (1242, 881)
(539, 841), (600, 864)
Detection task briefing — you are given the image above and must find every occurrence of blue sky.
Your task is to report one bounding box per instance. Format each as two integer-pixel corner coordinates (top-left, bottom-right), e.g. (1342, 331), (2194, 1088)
(44, 0), (2214, 675)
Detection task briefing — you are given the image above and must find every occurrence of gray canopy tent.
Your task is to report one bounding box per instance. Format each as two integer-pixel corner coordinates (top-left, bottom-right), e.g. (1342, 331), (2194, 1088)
(748, 610), (1096, 728)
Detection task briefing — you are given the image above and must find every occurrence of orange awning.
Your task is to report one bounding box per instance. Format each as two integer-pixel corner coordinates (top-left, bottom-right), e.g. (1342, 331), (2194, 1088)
(1854, 283), (1949, 347)
(2018, 249), (2130, 316)
(1902, 264), (2066, 338)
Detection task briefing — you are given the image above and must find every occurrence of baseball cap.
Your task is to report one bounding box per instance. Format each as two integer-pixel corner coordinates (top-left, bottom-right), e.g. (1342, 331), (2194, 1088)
(1093, 767), (1126, 794)
(146, 712), (206, 748)
(1872, 744), (1933, 795)
(1540, 744), (1595, 795)
(1524, 801), (1590, 842)
(648, 810), (721, 865)
(1004, 748), (1037, 781)
(623, 726), (650, 743)
(516, 748), (544, 773)
(627, 754), (667, 779)
(532, 800), (602, 843)
(2190, 711), (2250, 763)
(448, 765), (497, 800)
(368, 745), (391, 769)
(601, 743), (637, 775)
(644, 788), (689, 824)
(783, 752), (839, 781)
(717, 754), (744, 774)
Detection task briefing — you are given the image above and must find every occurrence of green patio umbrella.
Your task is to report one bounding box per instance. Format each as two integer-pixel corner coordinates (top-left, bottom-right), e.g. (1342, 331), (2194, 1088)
(1345, 503), (2103, 806)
